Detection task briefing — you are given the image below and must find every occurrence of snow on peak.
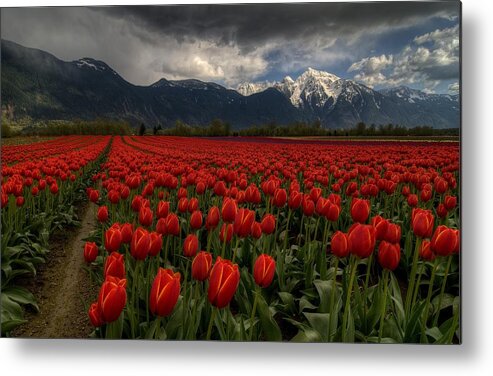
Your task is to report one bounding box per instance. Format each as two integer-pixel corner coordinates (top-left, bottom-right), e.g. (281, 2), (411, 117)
(74, 58), (115, 74)
(236, 81), (274, 96)
(236, 68), (343, 108)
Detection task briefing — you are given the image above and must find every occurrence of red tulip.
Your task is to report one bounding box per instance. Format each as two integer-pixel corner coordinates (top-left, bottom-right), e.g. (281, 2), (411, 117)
(288, 191), (303, 209)
(104, 252), (125, 279)
(190, 210), (203, 230)
(233, 208), (255, 238)
(156, 201), (170, 219)
(434, 178), (448, 194)
(378, 241), (401, 271)
(208, 257), (240, 308)
(108, 189), (120, 204)
(104, 226), (122, 253)
(219, 223), (234, 243)
(436, 203), (448, 218)
(430, 226), (459, 257)
(420, 189), (432, 203)
(331, 231), (349, 258)
(272, 188), (287, 207)
(97, 205), (109, 223)
(88, 302), (104, 327)
(131, 227), (151, 260)
(385, 223), (401, 244)
(15, 196), (25, 207)
(89, 189), (99, 203)
(253, 254), (276, 288)
(98, 276), (127, 323)
(350, 198), (370, 223)
(183, 234), (199, 257)
(411, 208), (434, 238)
(50, 182), (59, 195)
(419, 239), (435, 261)
(407, 194), (418, 207)
(165, 213), (180, 236)
(444, 195), (457, 210)
(149, 268), (181, 317)
(251, 222), (262, 239)
(83, 241), (98, 263)
(348, 223), (376, 259)
(325, 202), (340, 222)
(120, 223), (133, 243)
(221, 198), (238, 223)
(260, 214), (276, 235)
(206, 206), (220, 230)
(192, 251), (213, 281)
(371, 215), (389, 241)
(139, 206), (153, 227)
(178, 197), (189, 213)
(302, 197), (315, 216)
(148, 232), (163, 257)
(309, 187), (322, 203)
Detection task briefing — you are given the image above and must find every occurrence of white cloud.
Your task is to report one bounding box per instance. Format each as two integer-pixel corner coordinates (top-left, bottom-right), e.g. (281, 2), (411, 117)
(448, 82), (460, 94)
(348, 25), (459, 89)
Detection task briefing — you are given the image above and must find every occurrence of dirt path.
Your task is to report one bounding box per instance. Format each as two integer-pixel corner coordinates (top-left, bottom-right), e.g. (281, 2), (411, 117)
(12, 202), (99, 338)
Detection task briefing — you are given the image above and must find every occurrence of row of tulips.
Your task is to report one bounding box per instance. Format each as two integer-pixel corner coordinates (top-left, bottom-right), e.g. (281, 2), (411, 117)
(1, 136), (112, 334)
(81, 135), (459, 342)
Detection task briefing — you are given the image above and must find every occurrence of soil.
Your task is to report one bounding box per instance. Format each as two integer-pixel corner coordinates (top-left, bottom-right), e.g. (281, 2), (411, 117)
(10, 202), (99, 338)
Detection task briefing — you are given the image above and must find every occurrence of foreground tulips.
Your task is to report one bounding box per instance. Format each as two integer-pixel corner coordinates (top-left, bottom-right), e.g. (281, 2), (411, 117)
(0, 135), (459, 342)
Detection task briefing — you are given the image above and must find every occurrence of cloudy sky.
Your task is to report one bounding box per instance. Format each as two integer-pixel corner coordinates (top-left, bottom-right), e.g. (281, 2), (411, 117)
(1, 2), (460, 93)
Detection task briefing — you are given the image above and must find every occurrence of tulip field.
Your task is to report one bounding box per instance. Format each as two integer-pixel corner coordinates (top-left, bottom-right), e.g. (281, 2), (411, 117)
(1, 135), (460, 343)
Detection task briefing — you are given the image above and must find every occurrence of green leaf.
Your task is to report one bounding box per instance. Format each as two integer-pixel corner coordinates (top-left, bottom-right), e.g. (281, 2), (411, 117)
(255, 290), (282, 341)
(291, 327), (322, 342)
(303, 312), (330, 341)
(313, 279), (332, 313)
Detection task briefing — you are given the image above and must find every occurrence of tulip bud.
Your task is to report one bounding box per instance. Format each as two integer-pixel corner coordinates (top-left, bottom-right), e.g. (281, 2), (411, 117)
(156, 201), (170, 219)
(331, 231), (349, 258)
(430, 226), (459, 257)
(260, 214), (276, 235)
(219, 223), (234, 243)
(88, 302), (104, 327)
(97, 205), (109, 223)
(407, 194), (418, 207)
(251, 222), (262, 239)
(192, 251), (213, 281)
(83, 241), (98, 263)
(139, 206), (153, 227)
(411, 208), (434, 238)
(436, 203), (448, 218)
(272, 188), (287, 207)
(233, 208), (255, 238)
(221, 198), (238, 223)
(350, 198), (370, 223)
(348, 223), (376, 259)
(165, 213), (180, 236)
(444, 195), (457, 211)
(208, 257), (240, 308)
(378, 241), (401, 271)
(183, 234), (199, 257)
(205, 206), (220, 230)
(148, 232), (163, 257)
(419, 239), (435, 261)
(385, 223), (402, 244)
(104, 252), (125, 279)
(131, 227), (151, 260)
(150, 268), (181, 317)
(190, 210), (203, 230)
(253, 254), (276, 288)
(120, 223), (133, 244)
(98, 276), (127, 323)
(104, 226), (122, 253)
(371, 215), (389, 241)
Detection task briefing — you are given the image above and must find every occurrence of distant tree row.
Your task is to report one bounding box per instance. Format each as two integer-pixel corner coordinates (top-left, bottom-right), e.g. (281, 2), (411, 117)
(159, 119), (232, 137)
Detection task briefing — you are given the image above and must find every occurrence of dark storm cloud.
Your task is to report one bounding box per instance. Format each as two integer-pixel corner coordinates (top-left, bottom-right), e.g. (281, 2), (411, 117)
(1, 2), (460, 90)
(97, 2), (459, 52)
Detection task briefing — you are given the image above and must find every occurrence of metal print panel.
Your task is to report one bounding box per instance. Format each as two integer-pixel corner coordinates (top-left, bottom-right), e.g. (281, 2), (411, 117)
(0, 1), (461, 343)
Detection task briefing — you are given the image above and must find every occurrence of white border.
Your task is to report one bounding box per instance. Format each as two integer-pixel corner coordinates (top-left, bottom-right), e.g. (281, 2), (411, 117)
(2, 0), (493, 375)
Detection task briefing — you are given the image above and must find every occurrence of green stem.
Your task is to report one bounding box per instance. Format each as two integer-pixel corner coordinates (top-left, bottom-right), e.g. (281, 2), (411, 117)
(433, 256), (452, 327)
(342, 255), (358, 342)
(206, 307), (217, 340)
(405, 237), (422, 317)
(421, 257), (440, 340)
(378, 270), (390, 343)
(249, 288), (260, 341)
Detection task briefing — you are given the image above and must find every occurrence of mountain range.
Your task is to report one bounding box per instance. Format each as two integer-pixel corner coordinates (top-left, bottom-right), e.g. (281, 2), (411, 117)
(1, 40), (459, 129)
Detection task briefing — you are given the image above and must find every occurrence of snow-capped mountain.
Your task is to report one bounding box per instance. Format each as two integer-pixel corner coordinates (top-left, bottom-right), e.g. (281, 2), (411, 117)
(235, 68), (459, 128)
(2, 40), (459, 129)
